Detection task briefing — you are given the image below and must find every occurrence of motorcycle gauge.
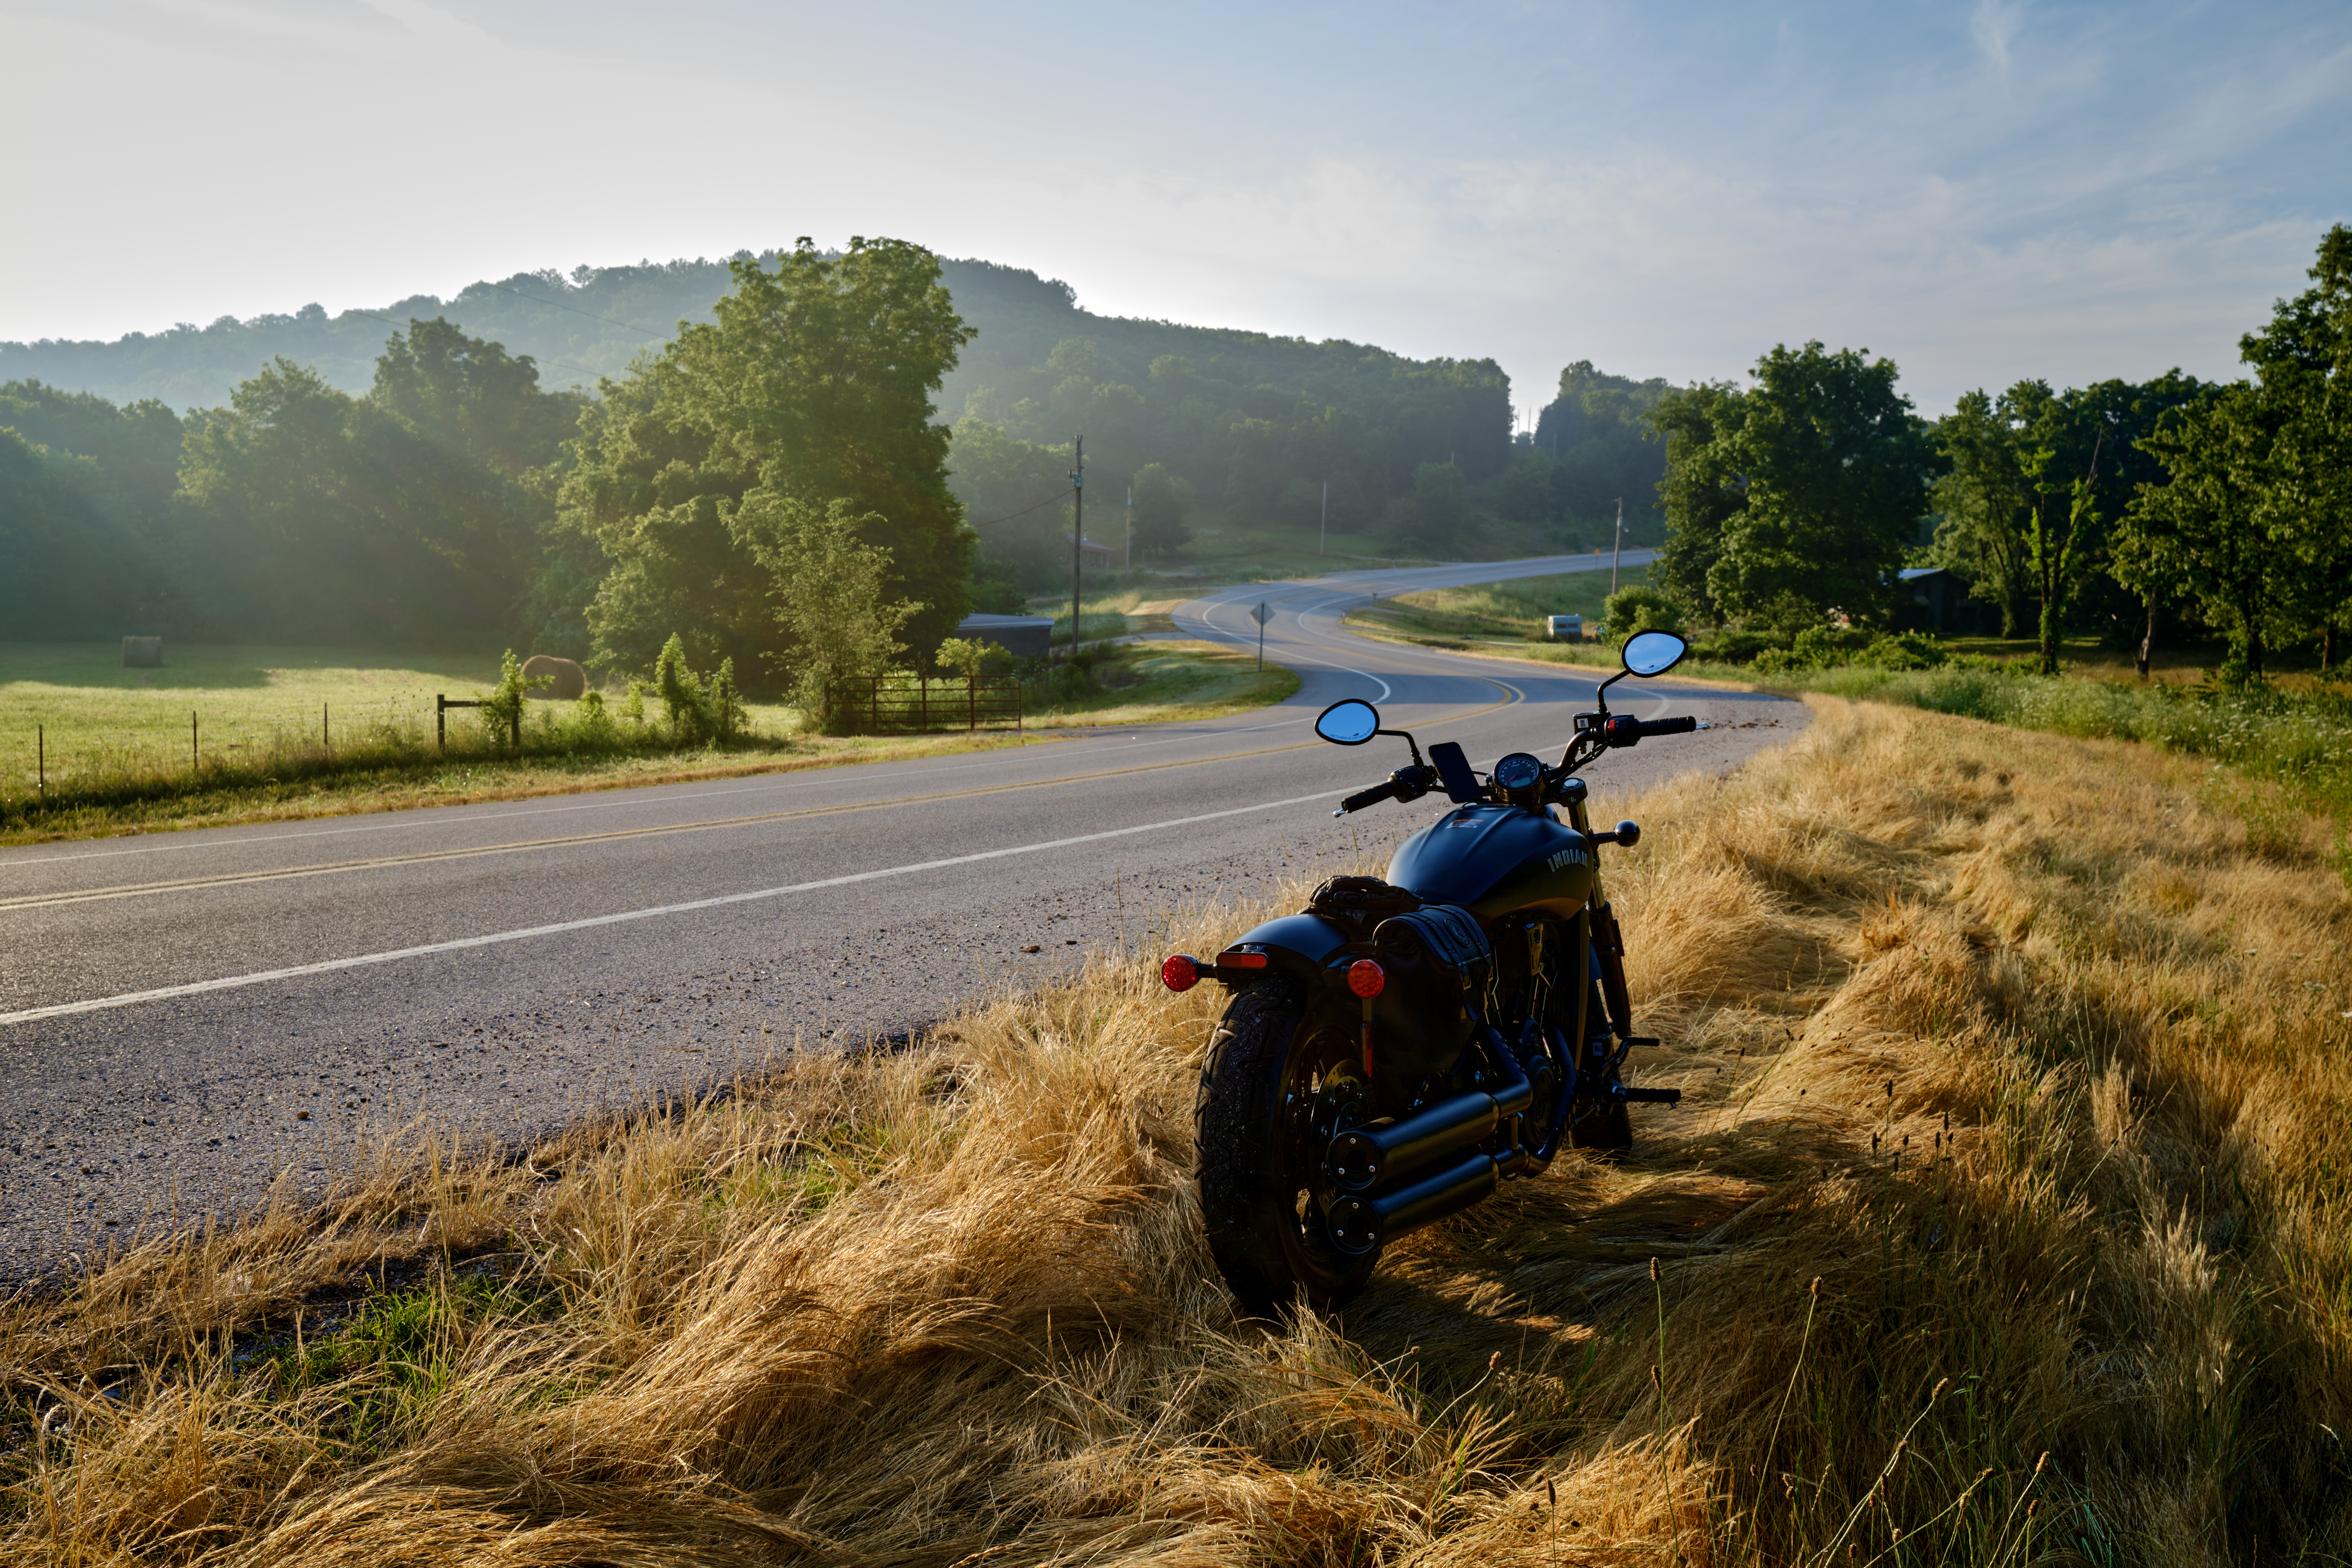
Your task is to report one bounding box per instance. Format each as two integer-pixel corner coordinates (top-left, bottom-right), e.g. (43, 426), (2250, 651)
(1492, 751), (1545, 802)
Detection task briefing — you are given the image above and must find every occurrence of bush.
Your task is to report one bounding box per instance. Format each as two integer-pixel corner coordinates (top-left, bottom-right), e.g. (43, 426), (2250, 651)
(1690, 627), (1790, 665)
(475, 649), (549, 749)
(639, 634), (746, 744)
(1602, 585), (1681, 645)
(1857, 631), (1948, 671)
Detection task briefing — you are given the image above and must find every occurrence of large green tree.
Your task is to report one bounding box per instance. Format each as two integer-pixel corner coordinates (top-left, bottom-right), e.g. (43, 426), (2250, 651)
(1668, 344), (1935, 629)
(563, 237), (977, 681)
(176, 357), (527, 645)
(372, 316), (583, 478)
(1648, 380), (1747, 628)
(2239, 224), (2352, 668)
(2128, 385), (2291, 677)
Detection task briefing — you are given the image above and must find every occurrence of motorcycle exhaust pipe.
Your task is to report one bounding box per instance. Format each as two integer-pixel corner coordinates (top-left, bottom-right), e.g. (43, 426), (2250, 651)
(1326, 1025), (1536, 1193)
(1328, 1152), (1498, 1255)
(1326, 1093), (1497, 1193)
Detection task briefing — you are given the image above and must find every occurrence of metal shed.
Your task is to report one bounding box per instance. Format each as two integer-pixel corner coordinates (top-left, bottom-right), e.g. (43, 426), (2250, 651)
(954, 614), (1055, 662)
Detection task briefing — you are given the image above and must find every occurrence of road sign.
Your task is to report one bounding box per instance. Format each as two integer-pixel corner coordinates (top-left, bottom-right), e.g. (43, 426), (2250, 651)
(1251, 602), (1273, 625)
(1251, 602), (1272, 671)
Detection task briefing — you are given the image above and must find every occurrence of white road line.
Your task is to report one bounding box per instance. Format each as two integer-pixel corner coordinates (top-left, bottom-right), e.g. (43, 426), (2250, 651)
(2, 713), (1316, 869)
(0, 787), (1346, 1027)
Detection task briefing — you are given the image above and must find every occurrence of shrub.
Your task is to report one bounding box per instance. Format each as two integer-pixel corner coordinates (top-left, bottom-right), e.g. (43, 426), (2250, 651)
(1602, 585), (1681, 644)
(1691, 627), (1790, 665)
(476, 649), (550, 749)
(641, 634), (747, 744)
(1857, 631), (1947, 671)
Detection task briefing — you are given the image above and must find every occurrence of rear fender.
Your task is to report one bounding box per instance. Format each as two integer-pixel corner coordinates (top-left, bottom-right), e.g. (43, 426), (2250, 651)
(1219, 912), (1353, 977)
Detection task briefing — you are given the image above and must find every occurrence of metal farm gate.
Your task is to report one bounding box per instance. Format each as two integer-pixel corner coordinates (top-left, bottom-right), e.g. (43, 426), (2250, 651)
(836, 675), (1022, 733)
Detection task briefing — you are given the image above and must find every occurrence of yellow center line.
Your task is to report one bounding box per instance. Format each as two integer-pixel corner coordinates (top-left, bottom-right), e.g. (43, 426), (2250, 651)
(7, 684), (1525, 914)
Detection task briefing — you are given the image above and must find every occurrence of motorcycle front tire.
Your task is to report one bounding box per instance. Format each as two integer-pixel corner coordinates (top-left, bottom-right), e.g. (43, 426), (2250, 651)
(1194, 980), (1381, 1317)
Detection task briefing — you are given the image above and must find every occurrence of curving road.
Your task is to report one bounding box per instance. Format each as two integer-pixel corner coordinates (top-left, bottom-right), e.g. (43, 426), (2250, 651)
(0, 550), (1802, 1275)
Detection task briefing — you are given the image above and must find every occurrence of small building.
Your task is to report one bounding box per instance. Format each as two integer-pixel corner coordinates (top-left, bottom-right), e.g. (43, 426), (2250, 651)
(1545, 614), (1583, 641)
(954, 614), (1054, 662)
(1075, 535), (1117, 568)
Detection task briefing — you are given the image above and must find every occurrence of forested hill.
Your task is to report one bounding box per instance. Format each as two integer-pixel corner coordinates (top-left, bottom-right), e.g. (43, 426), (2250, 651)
(0, 253), (1502, 450)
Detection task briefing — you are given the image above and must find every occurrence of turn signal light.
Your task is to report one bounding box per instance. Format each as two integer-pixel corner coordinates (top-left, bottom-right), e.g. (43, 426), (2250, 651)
(1161, 954), (1201, 992)
(1347, 959), (1386, 998)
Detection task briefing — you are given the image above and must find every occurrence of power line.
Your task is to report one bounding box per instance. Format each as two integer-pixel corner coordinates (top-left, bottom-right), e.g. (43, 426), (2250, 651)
(965, 485), (1074, 530)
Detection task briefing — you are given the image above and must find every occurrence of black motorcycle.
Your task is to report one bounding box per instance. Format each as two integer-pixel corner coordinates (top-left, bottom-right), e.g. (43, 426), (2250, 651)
(1161, 630), (1703, 1313)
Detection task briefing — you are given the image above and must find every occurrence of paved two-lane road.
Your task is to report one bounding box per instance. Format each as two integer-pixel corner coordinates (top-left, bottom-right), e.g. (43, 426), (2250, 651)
(0, 550), (1798, 1275)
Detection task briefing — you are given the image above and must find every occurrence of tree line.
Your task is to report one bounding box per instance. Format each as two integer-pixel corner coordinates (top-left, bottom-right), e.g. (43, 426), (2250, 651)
(1639, 225), (2350, 678)
(4, 239), (1668, 698)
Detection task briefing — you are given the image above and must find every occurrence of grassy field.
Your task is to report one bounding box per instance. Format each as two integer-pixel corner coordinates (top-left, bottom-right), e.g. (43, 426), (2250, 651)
(0, 639), (1295, 844)
(1351, 566), (1651, 654)
(9, 696), (2349, 1562)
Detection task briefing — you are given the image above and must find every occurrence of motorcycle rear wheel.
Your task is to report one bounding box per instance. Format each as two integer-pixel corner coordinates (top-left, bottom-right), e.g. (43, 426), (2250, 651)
(1194, 980), (1381, 1316)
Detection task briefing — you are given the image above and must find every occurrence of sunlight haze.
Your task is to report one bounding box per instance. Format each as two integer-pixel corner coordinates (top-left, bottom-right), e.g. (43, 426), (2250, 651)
(3, 0), (2347, 412)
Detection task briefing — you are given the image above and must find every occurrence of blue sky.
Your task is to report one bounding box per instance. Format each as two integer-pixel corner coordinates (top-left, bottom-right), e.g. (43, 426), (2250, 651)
(3, 0), (2346, 416)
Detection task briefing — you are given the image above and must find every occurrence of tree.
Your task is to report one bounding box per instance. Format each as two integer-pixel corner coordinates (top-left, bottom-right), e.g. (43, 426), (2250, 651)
(2131, 386), (2288, 678)
(1130, 462), (1191, 559)
(2240, 224), (2352, 669)
(668, 237), (975, 653)
(371, 316), (583, 478)
(1648, 380), (1746, 627)
(733, 490), (919, 727)
(177, 357), (524, 645)
(567, 237), (978, 680)
(1690, 344), (1937, 628)
(1930, 389), (2035, 635)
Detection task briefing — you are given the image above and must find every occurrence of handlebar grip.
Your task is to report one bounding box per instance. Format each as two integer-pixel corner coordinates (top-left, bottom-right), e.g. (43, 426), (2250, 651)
(1637, 716), (1698, 737)
(1338, 781), (1400, 814)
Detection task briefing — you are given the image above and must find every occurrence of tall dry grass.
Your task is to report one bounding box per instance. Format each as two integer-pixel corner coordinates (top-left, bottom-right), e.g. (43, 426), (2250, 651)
(5, 694), (2349, 1565)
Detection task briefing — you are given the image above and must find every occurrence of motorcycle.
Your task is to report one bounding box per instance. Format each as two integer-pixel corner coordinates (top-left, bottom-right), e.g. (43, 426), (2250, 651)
(1161, 629), (1703, 1314)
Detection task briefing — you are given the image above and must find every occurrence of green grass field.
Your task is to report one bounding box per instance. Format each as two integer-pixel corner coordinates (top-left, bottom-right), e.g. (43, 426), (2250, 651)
(1345, 566), (1650, 666)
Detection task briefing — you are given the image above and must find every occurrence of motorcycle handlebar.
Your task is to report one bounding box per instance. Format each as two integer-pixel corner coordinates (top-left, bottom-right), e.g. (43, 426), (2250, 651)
(1336, 780), (1401, 815)
(1602, 714), (1700, 747)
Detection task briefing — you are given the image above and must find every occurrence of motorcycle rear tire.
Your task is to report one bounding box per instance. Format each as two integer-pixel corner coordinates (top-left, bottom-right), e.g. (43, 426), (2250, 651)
(1194, 980), (1381, 1317)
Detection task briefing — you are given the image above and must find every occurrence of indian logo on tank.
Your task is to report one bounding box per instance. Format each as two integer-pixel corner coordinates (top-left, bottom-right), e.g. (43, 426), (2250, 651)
(1545, 846), (1590, 873)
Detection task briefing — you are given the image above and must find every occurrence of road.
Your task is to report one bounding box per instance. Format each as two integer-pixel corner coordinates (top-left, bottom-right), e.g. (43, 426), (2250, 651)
(0, 548), (1801, 1276)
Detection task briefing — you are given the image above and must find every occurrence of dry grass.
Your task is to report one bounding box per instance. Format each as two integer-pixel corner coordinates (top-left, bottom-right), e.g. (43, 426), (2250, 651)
(6, 695), (2351, 1565)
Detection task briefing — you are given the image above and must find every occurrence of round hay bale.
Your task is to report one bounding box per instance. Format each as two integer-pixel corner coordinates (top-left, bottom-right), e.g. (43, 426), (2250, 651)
(520, 654), (587, 700)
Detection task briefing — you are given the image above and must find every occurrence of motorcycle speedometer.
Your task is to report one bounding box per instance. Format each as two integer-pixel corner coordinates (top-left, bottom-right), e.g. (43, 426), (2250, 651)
(1492, 752), (1544, 798)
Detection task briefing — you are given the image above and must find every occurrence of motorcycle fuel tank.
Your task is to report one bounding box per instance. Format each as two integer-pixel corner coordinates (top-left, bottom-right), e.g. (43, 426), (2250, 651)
(1387, 805), (1596, 920)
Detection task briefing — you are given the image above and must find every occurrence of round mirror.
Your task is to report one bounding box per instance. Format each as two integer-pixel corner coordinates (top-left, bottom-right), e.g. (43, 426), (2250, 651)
(1314, 698), (1381, 745)
(1621, 630), (1689, 678)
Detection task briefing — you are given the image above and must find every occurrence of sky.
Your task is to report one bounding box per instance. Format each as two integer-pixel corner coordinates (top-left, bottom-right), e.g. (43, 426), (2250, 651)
(2, 0), (2347, 418)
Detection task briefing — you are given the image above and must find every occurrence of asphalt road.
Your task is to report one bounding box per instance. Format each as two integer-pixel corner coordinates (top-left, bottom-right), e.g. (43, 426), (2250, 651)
(0, 549), (1803, 1276)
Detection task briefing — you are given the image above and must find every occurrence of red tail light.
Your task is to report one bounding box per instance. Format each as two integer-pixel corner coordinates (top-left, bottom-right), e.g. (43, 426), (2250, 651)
(1216, 950), (1269, 969)
(1347, 959), (1386, 998)
(1161, 954), (1200, 992)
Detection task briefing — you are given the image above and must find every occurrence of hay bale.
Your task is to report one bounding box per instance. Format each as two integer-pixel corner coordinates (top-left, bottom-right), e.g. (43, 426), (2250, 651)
(121, 636), (163, 668)
(520, 654), (587, 700)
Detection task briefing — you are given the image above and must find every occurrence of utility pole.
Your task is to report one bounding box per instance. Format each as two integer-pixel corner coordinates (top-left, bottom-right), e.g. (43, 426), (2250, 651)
(1611, 498), (1623, 595)
(1124, 484), (1132, 571)
(1069, 435), (1084, 655)
(1320, 480), (1327, 556)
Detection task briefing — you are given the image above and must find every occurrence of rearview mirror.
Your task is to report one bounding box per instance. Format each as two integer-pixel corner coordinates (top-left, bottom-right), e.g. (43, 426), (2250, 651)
(1314, 699), (1380, 745)
(1621, 631), (1688, 678)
